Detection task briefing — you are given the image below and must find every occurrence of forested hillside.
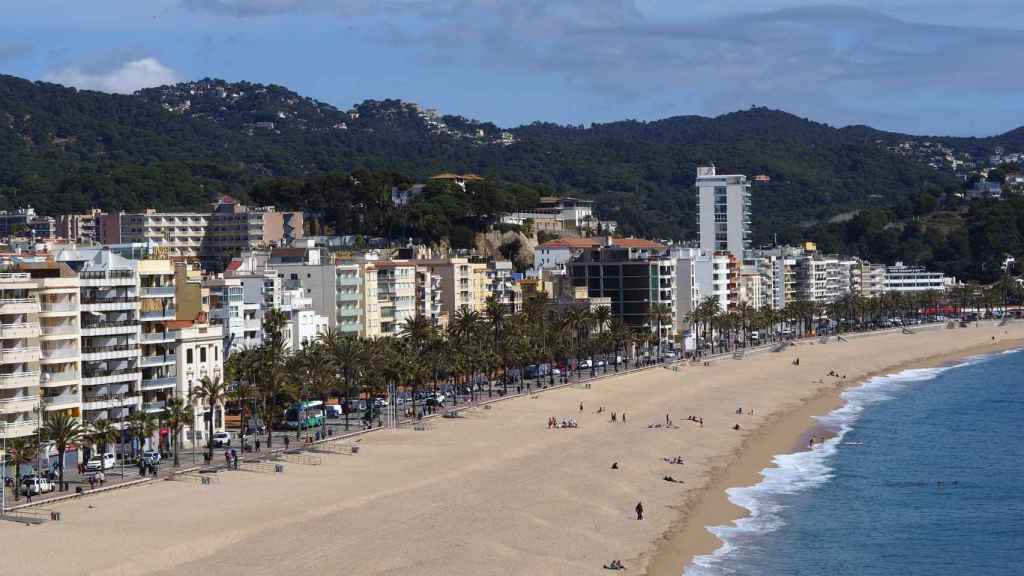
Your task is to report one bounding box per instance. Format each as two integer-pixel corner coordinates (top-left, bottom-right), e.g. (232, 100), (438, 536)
(1, 74), (1021, 279)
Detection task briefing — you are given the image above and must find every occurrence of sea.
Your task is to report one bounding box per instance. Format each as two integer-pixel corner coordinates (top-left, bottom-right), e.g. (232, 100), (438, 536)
(684, 348), (1024, 576)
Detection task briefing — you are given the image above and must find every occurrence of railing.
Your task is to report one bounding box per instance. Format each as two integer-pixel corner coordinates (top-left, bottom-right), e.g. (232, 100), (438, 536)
(0, 419), (39, 437)
(143, 401), (166, 412)
(142, 309), (176, 319)
(39, 302), (77, 312)
(80, 271), (134, 280)
(82, 367), (141, 379)
(141, 330), (180, 343)
(40, 347), (80, 360)
(0, 394), (39, 406)
(0, 322), (35, 331)
(41, 371), (80, 383)
(81, 344), (139, 354)
(81, 320), (139, 330)
(40, 325), (78, 336)
(0, 347), (40, 360)
(141, 286), (176, 297)
(140, 354), (176, 367)
(82, 392), (140, 404)
(42, 392), (78, 406)
(0, 297), (37, 305)
(0, 370), (38, 382)
(81, 296), (139, 305)
(141, 376), (176, 389)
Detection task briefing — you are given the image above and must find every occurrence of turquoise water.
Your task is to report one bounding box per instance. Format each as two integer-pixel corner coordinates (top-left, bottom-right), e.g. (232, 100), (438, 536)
(685, 348), (1024, 575)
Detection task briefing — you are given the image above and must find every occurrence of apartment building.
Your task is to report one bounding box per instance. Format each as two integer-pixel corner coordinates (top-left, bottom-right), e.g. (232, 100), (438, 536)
(415, 267), (444, 326)
(138, 260), (178, 417)
(696, 165), (752, 260)
(0, 273), (45, 443)
(882, 262), (952, 293)
(56, 209), (102, 244)
(413, 258), (489, 317)
(853, 261), (886, 298)
(280, 288), (327, 348)
(55, 250), (142, 429)
(486, 260), (523, 313)
(205, 277), (246, 354)
(111, 197), (304, 270)
(374, 263), (417, 336)
(671, 248), (703, 334)
(568, 238), (675, 344)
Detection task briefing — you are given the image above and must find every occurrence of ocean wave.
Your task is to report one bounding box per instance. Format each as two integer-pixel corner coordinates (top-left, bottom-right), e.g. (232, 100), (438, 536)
(682, 359), (995, 576)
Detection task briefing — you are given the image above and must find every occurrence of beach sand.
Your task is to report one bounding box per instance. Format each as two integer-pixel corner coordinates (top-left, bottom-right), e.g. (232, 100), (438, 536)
(5, 321), (1022, 576)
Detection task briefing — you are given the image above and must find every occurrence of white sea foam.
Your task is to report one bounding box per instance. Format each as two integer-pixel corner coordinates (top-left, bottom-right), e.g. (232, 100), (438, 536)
(681, 360), (987, 576)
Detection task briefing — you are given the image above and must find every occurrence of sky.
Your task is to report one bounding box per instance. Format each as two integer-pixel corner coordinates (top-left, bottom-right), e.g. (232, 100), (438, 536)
(3, 0), (1024, 136)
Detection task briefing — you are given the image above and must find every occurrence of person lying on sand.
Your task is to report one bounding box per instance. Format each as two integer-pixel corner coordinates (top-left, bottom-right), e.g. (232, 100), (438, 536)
(603, 560), (625, 570)
(663, 475), (683, 483)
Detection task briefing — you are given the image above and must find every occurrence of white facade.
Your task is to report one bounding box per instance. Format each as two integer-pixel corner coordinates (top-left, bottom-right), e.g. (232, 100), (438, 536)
(176, 324), (224, 449)
(883, 263), (952, 293)
(696, 165), (751, 260)
(672, 248), (703, 333)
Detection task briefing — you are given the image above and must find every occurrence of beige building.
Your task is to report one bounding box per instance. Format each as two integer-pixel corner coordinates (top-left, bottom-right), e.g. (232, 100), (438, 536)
(413, 258), (490, 317)
(114, 196), (303, 270)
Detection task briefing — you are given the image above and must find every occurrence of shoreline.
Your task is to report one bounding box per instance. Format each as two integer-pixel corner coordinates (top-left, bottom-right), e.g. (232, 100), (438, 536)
(643, 335), (1024, 576)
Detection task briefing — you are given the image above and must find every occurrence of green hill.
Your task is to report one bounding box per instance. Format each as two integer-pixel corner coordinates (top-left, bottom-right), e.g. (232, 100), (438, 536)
(4, 74), (1021, 280)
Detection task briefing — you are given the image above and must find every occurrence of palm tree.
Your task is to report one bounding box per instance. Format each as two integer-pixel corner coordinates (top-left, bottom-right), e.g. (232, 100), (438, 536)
(87, 419), (119, 456)
(258, 309), (291, 447)
(330, 334), (365, 430)
(191, 375), (228, 463)
(304, 338), (338, 440)
(163, 396), (193, 467)
(127, 410), (158, 457)
(40, 411), (85, 491)
(6, 437), (38, 501)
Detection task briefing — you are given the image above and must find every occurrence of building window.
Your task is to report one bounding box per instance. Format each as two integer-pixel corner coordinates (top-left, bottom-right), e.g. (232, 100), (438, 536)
(187, 348), (194, 364)
(200, 347), (207, 362)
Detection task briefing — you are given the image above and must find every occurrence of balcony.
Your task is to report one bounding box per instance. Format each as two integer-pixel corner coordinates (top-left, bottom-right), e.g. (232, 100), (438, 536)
(40, 327), (79, 342)
(0, 370), (38, 390)
(40, 346), (81, 362)
(141, 330), (180, 343)
(141, 286), (176, 297)
(141, 376), (176, 390)
(81, 320), (140, 337)
(82, 392), (141, 410)
(42, 391), (80, 410)
(0, 297), (39, 315)
(41, 371), (81, 385)
(0, 394), (40, 412)
(39, 302), (78, 315)
(0, 322), (41, 340)
(142, 308), (176, 321)
(0, 346), (41, 364)
(81, 368), (141, 386)
(140, 354), (176, 368)
(81, 296), (139, 305)
(143, 401), (167, 413)
(0, 419), (40, 438)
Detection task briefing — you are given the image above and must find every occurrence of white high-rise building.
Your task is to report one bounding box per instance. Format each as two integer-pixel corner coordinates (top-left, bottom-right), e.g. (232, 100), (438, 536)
(696, 165), (752, 260)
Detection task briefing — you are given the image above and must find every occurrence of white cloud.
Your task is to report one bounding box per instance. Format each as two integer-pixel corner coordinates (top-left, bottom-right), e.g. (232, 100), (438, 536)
(44, 57), (180, 94)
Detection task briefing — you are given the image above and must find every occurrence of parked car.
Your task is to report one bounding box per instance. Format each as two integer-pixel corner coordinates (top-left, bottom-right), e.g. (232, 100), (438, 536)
(86, 452), (117, 471)
(324, 405), (343, 419)
(21, 476), (56, 496)
(142, 450), (161, 465)
(212, 431), (232, 448)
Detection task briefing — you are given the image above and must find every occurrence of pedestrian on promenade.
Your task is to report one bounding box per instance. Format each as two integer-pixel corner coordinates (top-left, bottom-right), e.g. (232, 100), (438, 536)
(97, 471), (105, 486)
(284, 436), (290, 450)
(255, 438), (261, 452)
(224, 450), (231, 467)
(635, 502), (644, 520)
(89, 475), (95, 489)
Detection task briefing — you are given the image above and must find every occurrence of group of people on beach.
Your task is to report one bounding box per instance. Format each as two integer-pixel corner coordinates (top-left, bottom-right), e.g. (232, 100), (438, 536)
(686, 415), (703, 427)
(548, 417), (578, 429)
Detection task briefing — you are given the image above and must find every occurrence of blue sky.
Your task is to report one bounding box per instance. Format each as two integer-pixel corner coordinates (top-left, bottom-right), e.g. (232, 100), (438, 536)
(3, 1), (1023, 136)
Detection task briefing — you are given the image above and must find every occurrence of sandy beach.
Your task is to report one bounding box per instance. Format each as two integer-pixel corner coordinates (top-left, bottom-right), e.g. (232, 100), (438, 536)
(5, 321), (1023, 576)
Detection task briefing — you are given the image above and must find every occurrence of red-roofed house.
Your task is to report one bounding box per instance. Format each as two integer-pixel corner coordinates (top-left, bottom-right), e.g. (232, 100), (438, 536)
(534, 236), (666, 271)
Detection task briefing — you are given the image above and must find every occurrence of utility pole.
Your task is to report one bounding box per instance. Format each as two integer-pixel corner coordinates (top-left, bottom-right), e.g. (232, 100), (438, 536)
(1, 422), (7, 515)
(119, 394), (125, 479)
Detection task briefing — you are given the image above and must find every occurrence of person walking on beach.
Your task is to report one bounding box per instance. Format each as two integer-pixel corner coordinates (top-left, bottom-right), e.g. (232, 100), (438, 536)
(635, 502), (644, 520)
(580, 402), (584, 413)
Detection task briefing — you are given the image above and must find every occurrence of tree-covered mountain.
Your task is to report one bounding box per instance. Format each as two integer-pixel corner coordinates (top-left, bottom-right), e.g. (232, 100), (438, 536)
(1, 73), (1021, 280)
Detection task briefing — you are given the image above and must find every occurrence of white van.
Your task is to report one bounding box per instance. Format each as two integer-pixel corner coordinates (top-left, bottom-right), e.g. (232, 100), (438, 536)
(86, 452), (117, 471)
(324, 405), (343, 419)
